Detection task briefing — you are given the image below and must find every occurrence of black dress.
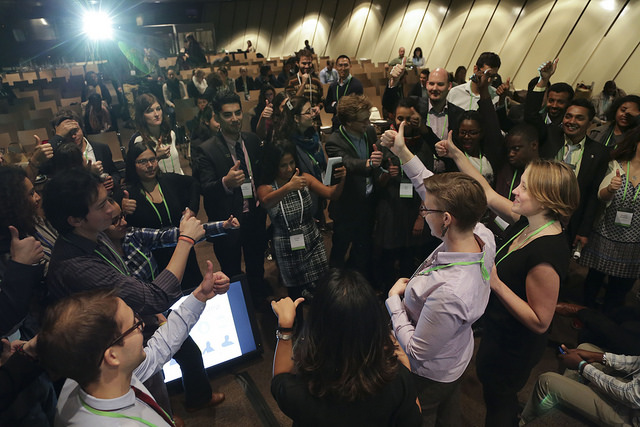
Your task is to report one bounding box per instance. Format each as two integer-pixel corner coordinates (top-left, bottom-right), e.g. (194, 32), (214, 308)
(125, 173), (202, 290)
(476, 217), (569, 426)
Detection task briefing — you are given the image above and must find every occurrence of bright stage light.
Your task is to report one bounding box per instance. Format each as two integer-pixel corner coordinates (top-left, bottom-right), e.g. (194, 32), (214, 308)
(83, 10), (113, 40)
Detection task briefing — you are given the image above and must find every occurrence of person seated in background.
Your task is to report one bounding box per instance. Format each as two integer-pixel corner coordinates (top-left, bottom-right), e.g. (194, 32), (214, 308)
(162, 67), (188, 127)
(235, 66), (256, 97)
(319, 59), (338, 84)
(411, 47), (424, 68)
(83, 93), (112, 135)
(589, 95), (640, 148)
(81, 71), (112, 107)
(245, 40), (256, 53)
(389, 47), (409, 67)
(524, 59), (575, 131)
(255, 65), (280, 91)
(409, 69), (429, 99)
(270, 269), (421, 426)
(251, 85), (276, 134)
(277, 57), (297, 88)
(447, 52), (501, 111)
(38, 271), (229, 426)
(324, 55), (364, 131)
(217, 67), (235, 94)
(184, 33), (207, 68)
(303, 39), (314, 54)
(186, 93), (213, 136)
(186, 69), (208, 100)
(521, 343), (640, 426)
(592, 80), (626, 125)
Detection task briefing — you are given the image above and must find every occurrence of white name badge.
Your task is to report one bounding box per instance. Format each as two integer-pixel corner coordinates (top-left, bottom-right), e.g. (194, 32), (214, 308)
(290, 234), (305, 251)
(494, 216), (509, 231)
(241, 180), (253, 199)
(399, 182), (413, 198)
(615, 210), (633, 227)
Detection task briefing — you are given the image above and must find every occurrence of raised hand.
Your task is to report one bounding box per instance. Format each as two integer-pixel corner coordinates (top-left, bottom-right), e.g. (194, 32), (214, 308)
(224, 160), (246, 188)
(496, 77), (511, 98)
(333, 166), (347, 180)
(194, 261), (230, 302)
(156, 144), (171, 160)
(435, 130), (461, 159)
(608, 169), (623, 193)
(271, 297), (304, 328)
(369, 143), (383, 168)
(9, 226), (43, 265)
(261, 99), (273, 119)
(223, 215), (240, 229)
(179, 215), (205, 242)
(388, 277), (409, 298)
(287, 168), (307, 191)
(389, 57), (407, 88)
(538, 58), (558, 82)
(121, 190), (137, 215)
(29, 137), (53, 169)
(55, 119), (79, 139)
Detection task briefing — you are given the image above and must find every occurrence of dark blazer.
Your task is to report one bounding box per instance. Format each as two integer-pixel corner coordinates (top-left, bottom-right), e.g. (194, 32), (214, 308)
(235, 76), (256, 92)
(191, 131), (263, 222)
(539, 130), (609, 239)
(409, 82), (426, 98)
(325, 126), (381, 221)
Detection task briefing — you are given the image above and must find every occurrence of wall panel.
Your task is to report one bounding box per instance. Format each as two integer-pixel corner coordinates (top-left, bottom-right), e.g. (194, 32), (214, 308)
(371, 0), (411, 63)
(270, 0), (294, 58)
(216, 1), (237, 51)
(317, 0), (340, 57)
(428, 0), (473, 69)
(414, 0), (449, 67)
(282, 0), (309, 56)
(357, 0), (390, 60)
(393, 0), (429, 61)
(325, 0), (360, 58)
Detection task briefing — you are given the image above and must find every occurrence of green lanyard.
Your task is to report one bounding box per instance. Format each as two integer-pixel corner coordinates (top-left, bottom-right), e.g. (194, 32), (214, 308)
(604, 129), (614, 147)
(508, 170), (518, 200)
(304, 151), (319, 166)
(130, 242), (155, 280)
(465, 151), (483, 175)
(143, 184), (173, 226)
(495, 220), (556, 266)
(336, 76), (351, 101)
(415, 253), (489, 281)
(339, 126), (369, 158)
(80, 396), (162, 427)
(427, 113), (448, 139)
(94, 243), (130, 276)
(622, 162), (640, 204)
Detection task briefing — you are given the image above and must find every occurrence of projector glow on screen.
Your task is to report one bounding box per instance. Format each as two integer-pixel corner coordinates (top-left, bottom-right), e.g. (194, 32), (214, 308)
(83, 10), (113, 40)
(162, 278), (258, 383)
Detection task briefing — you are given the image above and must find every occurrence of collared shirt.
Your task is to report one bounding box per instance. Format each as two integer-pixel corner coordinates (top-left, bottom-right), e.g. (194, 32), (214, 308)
(55, 294), (205, 427)
(319, 67), (338, 84)
(446, 81), (499, 111)
(557, 135), (587, 176)
(47, 232), (181, 315)
(82, 138), (96, 164)
(122, 222), (227, 282)
(426, 100), (449, 140)
(344, 128), (373, 196)
(386, 156), (496, 382)
(222, 132), (255, 212)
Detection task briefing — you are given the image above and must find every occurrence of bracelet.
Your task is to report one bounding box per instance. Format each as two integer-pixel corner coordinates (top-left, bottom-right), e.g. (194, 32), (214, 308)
(16, 343), (37, 361)
(178, 235), (195, 245)
(275, 330), (293, 341)
(277, 327), (294, 333)
(578, 360), (587, 375)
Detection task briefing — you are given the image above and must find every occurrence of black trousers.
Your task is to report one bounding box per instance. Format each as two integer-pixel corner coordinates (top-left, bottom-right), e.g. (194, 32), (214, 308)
(329, 207), (374, 280)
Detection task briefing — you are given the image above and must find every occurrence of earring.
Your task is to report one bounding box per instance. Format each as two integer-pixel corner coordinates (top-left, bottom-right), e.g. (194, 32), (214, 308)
(440, 224), (448, 238)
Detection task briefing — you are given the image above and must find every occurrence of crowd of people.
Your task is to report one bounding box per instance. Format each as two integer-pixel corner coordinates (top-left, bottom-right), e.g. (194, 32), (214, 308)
(1, 42), (640, 427)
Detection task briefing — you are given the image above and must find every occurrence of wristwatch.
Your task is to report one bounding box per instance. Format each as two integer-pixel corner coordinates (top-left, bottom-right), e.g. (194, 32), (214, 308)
(275, 330), (293, 341)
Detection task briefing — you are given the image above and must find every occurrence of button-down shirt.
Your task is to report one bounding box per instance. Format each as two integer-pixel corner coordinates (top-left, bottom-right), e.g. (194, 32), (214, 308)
(47, 232), (181, 315)
(55, 294), (205, 427)
(222, 133), (255, 212)
(557, 135), (586, 176)
(319, 67), (338, 85)
(447, 81), (499, 111)
(122, 222), (227, 282)
(426, 100), (449, 140)
(385, 155), (496, 382)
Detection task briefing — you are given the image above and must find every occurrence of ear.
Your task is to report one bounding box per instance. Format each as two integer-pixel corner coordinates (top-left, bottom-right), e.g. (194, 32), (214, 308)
(447, 82), (452, 90)
(102, 347), (121, 368)
(473, 65), (479, 74)
(531, 140), (539, 151)
(442, 211), (453, 227)
(67, 215), (84, 229)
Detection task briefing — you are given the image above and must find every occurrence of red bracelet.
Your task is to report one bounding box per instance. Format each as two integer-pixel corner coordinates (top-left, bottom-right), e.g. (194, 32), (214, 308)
(17, 343), (37, 361)
(178, 235), (195, 245)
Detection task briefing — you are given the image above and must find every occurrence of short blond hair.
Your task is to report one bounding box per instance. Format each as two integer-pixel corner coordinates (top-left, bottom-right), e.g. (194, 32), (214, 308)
(526, 159), (579, 221)
(337, 95), (372, 125)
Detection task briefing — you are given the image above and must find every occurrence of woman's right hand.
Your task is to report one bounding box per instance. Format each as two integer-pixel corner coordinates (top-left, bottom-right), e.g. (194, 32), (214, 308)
(180, 216), (205, 241)
(608, 169), (623, 193)
(271, 297), (304, 329)
(286, 169), (307, 191)
(435, 130), (462, 159)
(156, 144), (171, 160)
(261, 100), (273, 119)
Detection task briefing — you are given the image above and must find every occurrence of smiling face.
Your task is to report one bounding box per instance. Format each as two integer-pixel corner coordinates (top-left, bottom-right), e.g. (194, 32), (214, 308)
(24, 177), (41, 212)
(511, 168), (544, 217)
(458, 119), (483, 155)
(73, 184), (114, 234)
(135, 149), (158, 182)
(616, 101), (640, 130)
(398, 47), (405, 58)
(344, 110), (371, 137)
(216, 103), (243, 137)
(298, 55), (313, 75)
(427, 68), (451, 103)
(296, 102), (315, 131)
(143, 102), (163, 127)
(562, 105), (590, 141)
(277, 153), (297, 183)
(336, 57), (351, 80)
(546, 91), (571, 121)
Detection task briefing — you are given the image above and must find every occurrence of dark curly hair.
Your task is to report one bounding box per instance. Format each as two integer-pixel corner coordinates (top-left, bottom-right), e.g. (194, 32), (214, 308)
(294, 269), (398, 402)
(0, 166), (36, 240)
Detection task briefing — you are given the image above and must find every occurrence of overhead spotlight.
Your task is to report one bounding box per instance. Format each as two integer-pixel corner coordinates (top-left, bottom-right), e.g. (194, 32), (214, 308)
(83, 10), (113, 40)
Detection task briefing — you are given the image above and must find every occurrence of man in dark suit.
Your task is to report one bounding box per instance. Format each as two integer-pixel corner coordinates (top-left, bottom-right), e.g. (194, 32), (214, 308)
(409, 69), (430, 99)
(325, 94), (383, 279)
(235, 66), (255, 96)
(324, 55), (364, 131)
(191, 92), (268, 304)
(538, 98), (609, 247)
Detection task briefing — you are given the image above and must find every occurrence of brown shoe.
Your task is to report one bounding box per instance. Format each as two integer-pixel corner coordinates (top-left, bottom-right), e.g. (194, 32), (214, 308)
(555, 302), (586, 317)
(185, 393), (225, 412)
(173, 415), (185, 427)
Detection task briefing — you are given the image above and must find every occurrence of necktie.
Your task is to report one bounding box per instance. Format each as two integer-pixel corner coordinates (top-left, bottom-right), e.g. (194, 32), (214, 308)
(132, 385), (176, 427)
(235, 141), (249, 176)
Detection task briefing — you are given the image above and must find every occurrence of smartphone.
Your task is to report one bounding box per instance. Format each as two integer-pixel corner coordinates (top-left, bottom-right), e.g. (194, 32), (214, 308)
(557, 345), (567, 355)
(330, 161), (344, 185)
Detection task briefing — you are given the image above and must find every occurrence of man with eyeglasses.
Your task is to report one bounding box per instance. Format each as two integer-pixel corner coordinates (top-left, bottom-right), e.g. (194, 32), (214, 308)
(324, 55), (364, 131)
(191, 91), (269, 307)
(38, 267), (229, 426)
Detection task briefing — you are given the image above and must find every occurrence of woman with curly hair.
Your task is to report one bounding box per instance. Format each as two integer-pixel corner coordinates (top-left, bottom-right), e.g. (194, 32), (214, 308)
(270, 269), (421, 426)
(130, 93), (183, 174)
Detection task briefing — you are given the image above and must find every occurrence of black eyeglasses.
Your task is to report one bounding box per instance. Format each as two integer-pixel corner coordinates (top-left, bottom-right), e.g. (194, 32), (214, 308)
(135, 157), (158, 165)
(419, 205), (444, 217)
(111, 212), (125, 226)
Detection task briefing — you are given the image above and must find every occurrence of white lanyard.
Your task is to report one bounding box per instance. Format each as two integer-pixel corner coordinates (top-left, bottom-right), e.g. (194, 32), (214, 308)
(274, 183), (304, 231)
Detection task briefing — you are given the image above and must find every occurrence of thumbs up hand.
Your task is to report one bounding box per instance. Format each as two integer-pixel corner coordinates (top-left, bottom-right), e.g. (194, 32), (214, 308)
(9, 226), (43, 265)
(121, 190), (137, 215)
(389, 57), (406, 88)
(608, 168), (623, 193)
(262, 99), (273, 119)
(224, 160), (246, 188)
(287, 168), (307, 191)
(369, 143), (383, 168)
(435, 130), (461, 160)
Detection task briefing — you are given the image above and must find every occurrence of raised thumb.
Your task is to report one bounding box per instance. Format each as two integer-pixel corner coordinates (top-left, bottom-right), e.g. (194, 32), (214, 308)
(373, 143), (379, 152)
(8, 226), (19, 241)
(506, 77), (511, 85)
(397, 120), (405, 137)
(123, 190), (130, 199)
(232, 160), (241, 170)
(616, 169), (621, 177)
(447, 129), (453, 143)
(265, 99), (270, 106)
(295, 168), (300, 176)
(402, 57), (407, 66)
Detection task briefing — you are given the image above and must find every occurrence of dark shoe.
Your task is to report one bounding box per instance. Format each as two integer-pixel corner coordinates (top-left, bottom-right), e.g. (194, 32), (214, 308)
(185, 393), (225, 412)
(174, 415), (185, 427)
(555, 302), (586, 317)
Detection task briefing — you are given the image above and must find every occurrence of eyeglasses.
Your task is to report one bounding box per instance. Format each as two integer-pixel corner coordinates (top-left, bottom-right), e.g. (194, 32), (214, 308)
(299, 109), (314, 116)
(419, 205), (444, 217)
(135, 157), (158, 165)
(100, 312), (144, 364)
(459, 130), (480, 137)
(111, 212), (125, 226)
